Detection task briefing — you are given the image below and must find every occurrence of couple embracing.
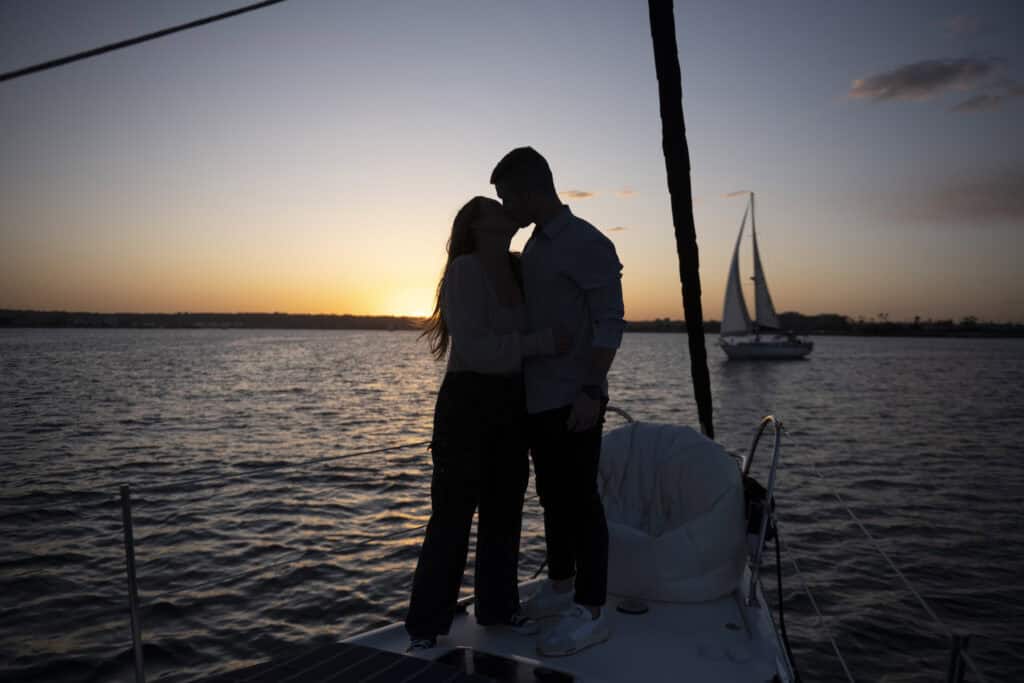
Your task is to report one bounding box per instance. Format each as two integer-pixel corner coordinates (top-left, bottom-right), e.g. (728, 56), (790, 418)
(405, 147), (625, 657)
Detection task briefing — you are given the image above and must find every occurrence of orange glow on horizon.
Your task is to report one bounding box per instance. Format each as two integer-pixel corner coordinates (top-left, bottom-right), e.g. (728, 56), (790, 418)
(380, 286), (436, 319)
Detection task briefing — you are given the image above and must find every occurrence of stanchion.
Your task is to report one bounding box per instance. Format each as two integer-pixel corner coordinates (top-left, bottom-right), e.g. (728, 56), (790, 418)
(120, 485), (146, 683)
(945, 633), (969, 683)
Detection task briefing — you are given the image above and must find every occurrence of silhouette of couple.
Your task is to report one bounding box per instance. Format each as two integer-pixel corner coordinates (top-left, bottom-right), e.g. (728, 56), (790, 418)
(406, 147), (625, 657)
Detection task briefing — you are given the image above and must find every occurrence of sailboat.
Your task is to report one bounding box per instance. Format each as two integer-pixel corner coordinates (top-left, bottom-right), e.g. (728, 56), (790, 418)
(719, 192), (813, 360)
(6, 2), (802, 682)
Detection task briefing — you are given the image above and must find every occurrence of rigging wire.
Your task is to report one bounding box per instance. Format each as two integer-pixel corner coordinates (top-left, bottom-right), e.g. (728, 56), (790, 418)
(146, 521), (428, 602)
(772, 526), (803, 683)
(0, 0), (290, 83)
(776, 523), (857, 682)
(960, 651), (991, 683)
(136, 439), (431, 493)
(785, 429), (946, 628)
(783, 428), (992, 682)
(134, 500), (433, 576)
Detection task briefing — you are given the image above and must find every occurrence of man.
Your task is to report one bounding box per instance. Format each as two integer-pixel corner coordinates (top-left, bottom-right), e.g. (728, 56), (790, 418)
(490, 147), (625, 656)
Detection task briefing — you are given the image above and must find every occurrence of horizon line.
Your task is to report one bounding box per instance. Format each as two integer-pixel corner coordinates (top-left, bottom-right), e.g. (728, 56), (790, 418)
(2, 308), (1020, 326)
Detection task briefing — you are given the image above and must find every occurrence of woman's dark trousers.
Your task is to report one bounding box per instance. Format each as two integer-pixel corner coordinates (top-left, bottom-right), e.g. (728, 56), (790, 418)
(405, 372), (529, 640)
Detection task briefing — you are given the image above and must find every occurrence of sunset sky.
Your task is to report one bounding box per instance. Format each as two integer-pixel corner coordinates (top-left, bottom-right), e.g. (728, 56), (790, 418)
(2, 1), (1022, 322)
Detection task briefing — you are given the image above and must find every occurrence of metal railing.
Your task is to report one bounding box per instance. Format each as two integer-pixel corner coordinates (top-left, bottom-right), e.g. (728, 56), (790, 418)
(104, 410), (646, 682)
(15, 411), (1001, 683)
(740, 418), (998, 683)
(111, 438), (431, 683)
(742, 414), (783, 606)
(119, 485), (146, 683)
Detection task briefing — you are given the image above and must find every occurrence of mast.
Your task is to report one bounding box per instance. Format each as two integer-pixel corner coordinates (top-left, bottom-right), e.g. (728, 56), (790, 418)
(647, 0), (714, 438)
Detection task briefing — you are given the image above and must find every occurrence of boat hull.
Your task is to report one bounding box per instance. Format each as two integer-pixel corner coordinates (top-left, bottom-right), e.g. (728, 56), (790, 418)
(720, 336), (813, 360)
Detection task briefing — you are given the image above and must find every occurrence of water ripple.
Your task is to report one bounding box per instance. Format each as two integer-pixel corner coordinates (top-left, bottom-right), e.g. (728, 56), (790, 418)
(1, 330), (1022, 682)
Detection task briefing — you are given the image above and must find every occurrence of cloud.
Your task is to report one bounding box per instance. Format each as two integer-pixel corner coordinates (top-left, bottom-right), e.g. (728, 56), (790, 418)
(559, 190), (595, 199)
(1005, 81), (1024, 96)
(606, 226), (628, 232)
(950, 79), (1024, 112)
(889, 168), (1024, 225)
(848, 57), (1004, 102)
(946, 15), (983, 36)
(615, 188), (638, 198)
(952, 94), (1004, 112)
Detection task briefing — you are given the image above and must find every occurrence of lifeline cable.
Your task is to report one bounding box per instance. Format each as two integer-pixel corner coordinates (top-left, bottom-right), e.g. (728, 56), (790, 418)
(1, 0), (290, 83)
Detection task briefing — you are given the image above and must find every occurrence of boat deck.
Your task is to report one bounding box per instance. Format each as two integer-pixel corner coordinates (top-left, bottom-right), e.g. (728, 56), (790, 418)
(197, 577), (785, 682)
(348, 580), (783, 683)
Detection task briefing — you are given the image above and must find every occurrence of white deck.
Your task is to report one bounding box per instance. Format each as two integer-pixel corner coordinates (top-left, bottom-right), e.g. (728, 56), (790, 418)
(347, 576), (790, 682)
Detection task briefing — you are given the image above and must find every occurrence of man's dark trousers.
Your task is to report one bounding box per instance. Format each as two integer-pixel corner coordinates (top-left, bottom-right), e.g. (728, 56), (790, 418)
(528, 403), (609, 607)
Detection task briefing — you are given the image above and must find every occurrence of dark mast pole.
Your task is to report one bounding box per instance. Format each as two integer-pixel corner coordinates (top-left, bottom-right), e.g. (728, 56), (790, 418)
(647, 0), (715, 438)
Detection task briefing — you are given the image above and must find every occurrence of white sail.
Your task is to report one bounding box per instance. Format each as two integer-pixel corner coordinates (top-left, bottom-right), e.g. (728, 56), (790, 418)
(750, 193), (780, 330)
(720, 203), (752, 336)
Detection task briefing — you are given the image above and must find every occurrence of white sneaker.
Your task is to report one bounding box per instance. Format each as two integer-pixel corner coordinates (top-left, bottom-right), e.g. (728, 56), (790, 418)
(537, 604), (611, 657)
(503, 611), (541, 636)
(521, 580), (574, 620)
(405, 637), (437, 655)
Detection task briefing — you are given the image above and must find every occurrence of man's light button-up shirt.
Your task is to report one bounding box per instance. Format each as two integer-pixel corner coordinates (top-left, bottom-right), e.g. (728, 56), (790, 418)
(522, 205), (625, 414)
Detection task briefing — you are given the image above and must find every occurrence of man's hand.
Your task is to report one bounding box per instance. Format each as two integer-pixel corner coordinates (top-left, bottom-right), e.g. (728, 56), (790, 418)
(553, 328), (573, 354)
(566, 391), (601, 432)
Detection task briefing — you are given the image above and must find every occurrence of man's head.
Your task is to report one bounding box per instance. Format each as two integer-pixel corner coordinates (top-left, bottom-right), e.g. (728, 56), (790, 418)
(490, 146), (559, 228)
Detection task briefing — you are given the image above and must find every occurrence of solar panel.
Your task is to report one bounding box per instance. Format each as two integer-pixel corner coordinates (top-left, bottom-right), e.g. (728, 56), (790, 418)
(199, 642), (492, 682)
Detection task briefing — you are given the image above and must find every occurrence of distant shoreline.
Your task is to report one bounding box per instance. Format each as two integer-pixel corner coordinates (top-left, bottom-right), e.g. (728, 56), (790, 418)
(2, 310), (1022, 338)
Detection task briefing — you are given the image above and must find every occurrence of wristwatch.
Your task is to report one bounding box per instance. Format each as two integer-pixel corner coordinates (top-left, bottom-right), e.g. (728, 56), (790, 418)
(581, 384), (603, 401)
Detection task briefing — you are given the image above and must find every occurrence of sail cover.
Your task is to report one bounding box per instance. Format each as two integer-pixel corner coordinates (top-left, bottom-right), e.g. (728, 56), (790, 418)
(720, 204), (752, 336)
(750, 196), (780, 330)
(599, 423), (747, 603)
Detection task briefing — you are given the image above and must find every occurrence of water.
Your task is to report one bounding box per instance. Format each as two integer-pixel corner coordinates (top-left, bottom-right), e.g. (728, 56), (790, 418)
(1, 329), (1022, 682)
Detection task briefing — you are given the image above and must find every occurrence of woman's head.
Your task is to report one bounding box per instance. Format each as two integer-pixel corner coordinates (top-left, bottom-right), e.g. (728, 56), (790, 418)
(421, 196), (512, 359)
(447, 196), (516, 254)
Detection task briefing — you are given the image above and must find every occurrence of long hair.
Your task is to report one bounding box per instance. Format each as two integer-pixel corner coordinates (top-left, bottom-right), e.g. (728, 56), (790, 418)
(421, 196), (495, 360)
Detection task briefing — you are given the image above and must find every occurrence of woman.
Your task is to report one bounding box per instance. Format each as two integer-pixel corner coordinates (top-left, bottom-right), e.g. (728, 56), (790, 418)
(405, 196), (563, 650)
